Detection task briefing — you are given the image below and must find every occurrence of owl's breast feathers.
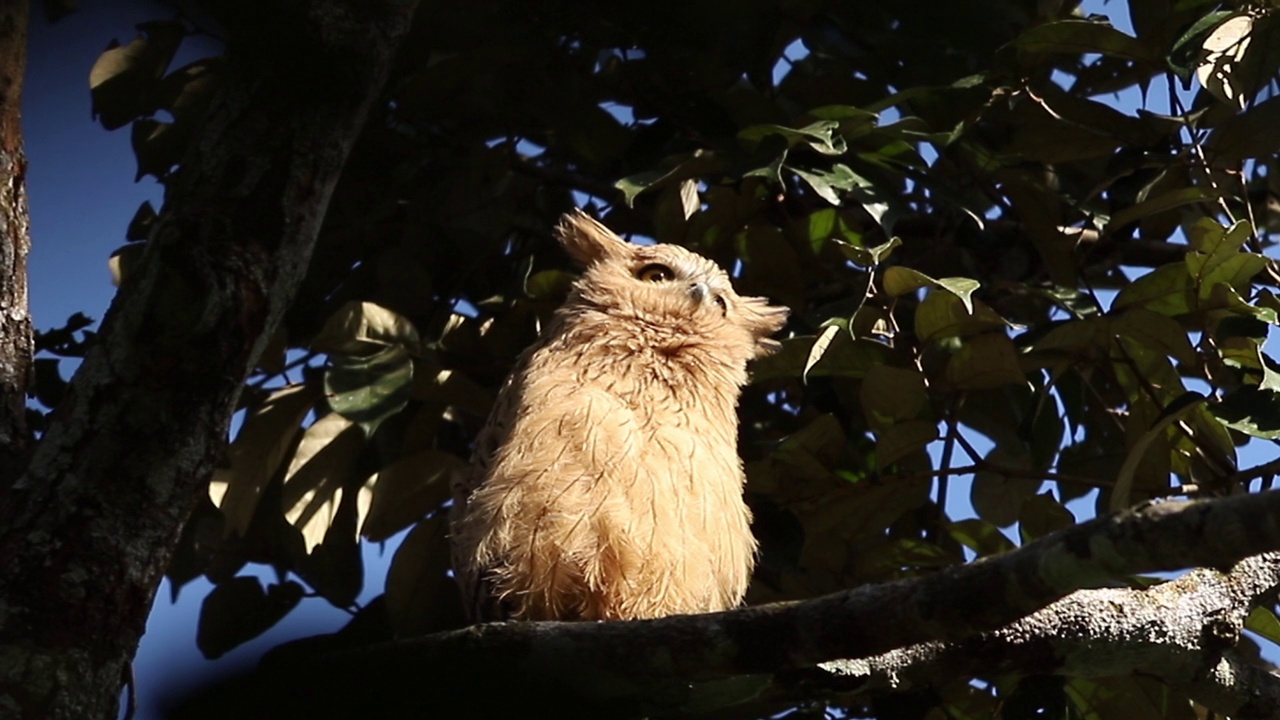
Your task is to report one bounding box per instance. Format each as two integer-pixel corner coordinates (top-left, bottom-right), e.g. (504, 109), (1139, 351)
(450, 210), (788, 622)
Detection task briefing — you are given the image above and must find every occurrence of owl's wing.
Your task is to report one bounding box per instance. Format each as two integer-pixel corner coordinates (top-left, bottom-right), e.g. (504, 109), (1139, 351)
(449, 372), (521, 621)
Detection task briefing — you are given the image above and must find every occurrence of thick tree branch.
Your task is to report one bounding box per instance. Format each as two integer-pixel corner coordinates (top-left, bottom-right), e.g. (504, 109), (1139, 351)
(185, 489), (1280, 718)
(813, 553), (1280, 718)
(0, 2), (420, 717)
(0, 0), (32, 483)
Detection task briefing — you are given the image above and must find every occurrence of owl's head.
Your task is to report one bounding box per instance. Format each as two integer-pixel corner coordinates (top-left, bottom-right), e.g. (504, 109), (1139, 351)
(555, 210), (789, 360)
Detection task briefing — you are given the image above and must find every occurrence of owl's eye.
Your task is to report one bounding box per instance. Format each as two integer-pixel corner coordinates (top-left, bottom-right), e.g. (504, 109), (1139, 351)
(714, 295), (728, 314)
(637, 264), (676, 282)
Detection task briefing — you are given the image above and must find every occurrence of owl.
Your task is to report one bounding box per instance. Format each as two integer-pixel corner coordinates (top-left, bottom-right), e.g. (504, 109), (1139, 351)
(449, 209), (788, 621)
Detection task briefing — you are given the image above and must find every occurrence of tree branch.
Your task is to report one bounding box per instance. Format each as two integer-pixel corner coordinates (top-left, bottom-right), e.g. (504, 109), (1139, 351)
(812, 553), (1280, 718)
(184, 489), (1280, 718)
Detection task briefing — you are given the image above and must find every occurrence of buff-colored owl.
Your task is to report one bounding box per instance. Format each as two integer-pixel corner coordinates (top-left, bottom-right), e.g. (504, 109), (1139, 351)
(449, 209), (788, 622)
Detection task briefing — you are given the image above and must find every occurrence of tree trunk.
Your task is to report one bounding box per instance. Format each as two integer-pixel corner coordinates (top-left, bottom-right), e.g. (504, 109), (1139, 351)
(0, 2), (419, 717)
(0, 0), (32, 483)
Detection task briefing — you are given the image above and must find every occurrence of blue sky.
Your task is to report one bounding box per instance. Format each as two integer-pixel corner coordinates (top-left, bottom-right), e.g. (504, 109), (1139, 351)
(19, 1), (1279, 718)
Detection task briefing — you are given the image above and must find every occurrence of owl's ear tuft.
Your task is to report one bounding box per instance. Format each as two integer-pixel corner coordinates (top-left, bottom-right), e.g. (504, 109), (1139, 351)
(556, 209), (632, 267)
(740, 297), (790, 358)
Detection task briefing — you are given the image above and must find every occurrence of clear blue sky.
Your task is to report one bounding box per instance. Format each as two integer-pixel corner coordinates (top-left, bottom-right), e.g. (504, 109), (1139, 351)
(19, 2), (1279, 718)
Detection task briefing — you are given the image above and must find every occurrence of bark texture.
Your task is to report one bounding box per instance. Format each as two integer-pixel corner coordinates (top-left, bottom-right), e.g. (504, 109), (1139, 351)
(0, 0), (32, 483)
(0, 2), (419, 717)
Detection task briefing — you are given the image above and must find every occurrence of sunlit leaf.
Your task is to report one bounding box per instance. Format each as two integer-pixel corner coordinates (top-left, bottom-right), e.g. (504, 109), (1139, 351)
(803, 325), (841, 383)
(1112, 264), (1195, 316)
(915, 293), (1007, 342)
(89, 21), (185, 130)
(883, 268), (979, 313)
(1197, 14), (1256, 108)
(211, 384), (317, 537)
(1112, 309), (1197, 366)
(313, 301), (421, 357)
(281, 413), (367, 553)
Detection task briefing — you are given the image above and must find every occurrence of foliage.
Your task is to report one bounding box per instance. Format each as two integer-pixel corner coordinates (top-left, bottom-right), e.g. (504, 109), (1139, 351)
(37, 0), (1280, 716)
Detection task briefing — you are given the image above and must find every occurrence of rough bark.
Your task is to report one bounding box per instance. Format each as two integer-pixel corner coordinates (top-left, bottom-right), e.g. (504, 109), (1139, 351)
(176, 489), (1280, 719)
(0, 2), (420, 717)
(815, 552), (1280, 719)
(0, 0), (32, 483)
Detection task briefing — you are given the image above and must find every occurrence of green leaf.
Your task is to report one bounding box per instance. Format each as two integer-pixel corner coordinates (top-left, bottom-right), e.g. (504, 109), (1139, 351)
(1112, 263), (1195, 316)
(196, 578), (304, 660)
(946, 333), (1025, 390)
(1009, 19), (1160, 63)
(524, 269), (576, 300)
(739, 120), (847, 155)
(1211, 386), (1280, 439)
(1110, 392), (1204, 512)
(1018, 492), (1076, 542)
(1206, 94), (1280, 164)
(1112, 308), (1197, 366)
(614, 150), (720, 206)
(874, 420), (938, 469)
(791, 166), (844, 205)
(1106, 187), (1218, 234)
(883, 267), (979, 313)
(750, 335), (896, 382)
(1246, 606), (1280, 645)
(946, 518), (1017, 556)
(324, 345), (414, 433)
(313, 301), (421, 357)
(972, 471), (1041, 528)
(914, 293), (1007, 342)
(835, 236), (901, 267)
(861, 365), (931, 430)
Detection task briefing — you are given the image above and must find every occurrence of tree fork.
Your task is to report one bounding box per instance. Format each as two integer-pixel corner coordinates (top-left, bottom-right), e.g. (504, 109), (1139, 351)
(0, 2), (420, 717)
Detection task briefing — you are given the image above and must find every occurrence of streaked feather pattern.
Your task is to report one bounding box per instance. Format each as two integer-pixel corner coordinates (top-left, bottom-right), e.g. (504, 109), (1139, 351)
(450, 210), (788, 621)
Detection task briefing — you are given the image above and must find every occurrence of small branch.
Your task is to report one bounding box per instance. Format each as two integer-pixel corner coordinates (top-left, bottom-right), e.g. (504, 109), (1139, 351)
(1235, 457), (1280, 486)
(508, 155), (620, 201)
(885, 462), (1113, 490)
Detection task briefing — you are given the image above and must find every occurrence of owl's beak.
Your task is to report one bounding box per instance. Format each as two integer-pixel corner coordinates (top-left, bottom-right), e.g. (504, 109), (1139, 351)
(689, 281), (712, 305)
